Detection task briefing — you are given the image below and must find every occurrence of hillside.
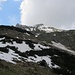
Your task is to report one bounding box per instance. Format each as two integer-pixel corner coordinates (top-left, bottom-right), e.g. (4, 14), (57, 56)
(0, 60), (56, 75)
(16, 24), (75, 50)
(0, 25), (75, 75)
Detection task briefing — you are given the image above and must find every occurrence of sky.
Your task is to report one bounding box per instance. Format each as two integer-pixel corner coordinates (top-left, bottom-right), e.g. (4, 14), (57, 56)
(0, 0), (75, 29)
(0, 0), (21, 25)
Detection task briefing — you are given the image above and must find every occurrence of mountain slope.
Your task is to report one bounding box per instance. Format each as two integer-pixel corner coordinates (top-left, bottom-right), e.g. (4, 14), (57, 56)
(16, 23), (63, 33)
(16, 24), (75, 50)
(0, 60), (56, 75)
(0, 25), (75, 75)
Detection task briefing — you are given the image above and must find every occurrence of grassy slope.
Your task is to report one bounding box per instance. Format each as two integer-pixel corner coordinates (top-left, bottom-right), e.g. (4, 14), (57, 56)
(0, 26), (35, 40)
(0, 60), (57, 75)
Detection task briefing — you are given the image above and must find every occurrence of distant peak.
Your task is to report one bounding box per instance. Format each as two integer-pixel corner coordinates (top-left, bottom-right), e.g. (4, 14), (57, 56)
(34, 23), (44, 28)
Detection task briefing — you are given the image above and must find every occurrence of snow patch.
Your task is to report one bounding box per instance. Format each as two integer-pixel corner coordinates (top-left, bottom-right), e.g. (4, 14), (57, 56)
(51, 41), (75, 55)
(0, 41), (32, 52)
(25, 33), (30, 36)
(0, 37), (5, 40)
(27, 55), (60, 68)
(34, 44), (50, 50)
(0, 49), (21, 64)
(35, 33), (40, 37)
(30, 28), (34, 31)
(37, 25), (62, 33)
(12, 41), (32, 52)
(54, 34), (56, 36)
(26, 28), (30, 31)
(0, 38), (50, 52)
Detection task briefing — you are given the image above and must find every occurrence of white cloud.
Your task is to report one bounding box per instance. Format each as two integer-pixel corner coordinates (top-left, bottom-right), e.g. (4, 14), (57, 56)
(20, 0), (75, 29)
(20, 0), (32, 25)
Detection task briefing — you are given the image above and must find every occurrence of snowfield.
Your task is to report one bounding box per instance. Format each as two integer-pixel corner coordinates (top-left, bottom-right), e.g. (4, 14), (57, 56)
(0, 37), (55, 67)
(0, 37), (75, 69)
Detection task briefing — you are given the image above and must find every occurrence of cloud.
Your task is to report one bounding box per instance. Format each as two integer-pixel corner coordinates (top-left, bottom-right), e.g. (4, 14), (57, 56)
(20, 0), (32, 25)
(20, 0), (75, 29)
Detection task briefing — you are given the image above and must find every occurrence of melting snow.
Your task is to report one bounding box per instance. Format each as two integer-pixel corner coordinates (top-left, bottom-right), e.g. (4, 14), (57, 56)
(0, 40), (50, 52)
(35, 33), (40, 37)
(25, 33), (30, 36)
(54, 34), (56, 36)
(37, 25), (62, 33)
(26, 28), (30, 31)
(0, 37), (5, 40)
(34, 44), (50, 50)
(51, 41), (75, 55)
(0, 41), (32, 52)
(0, 37), (60, 68)
(30, 28), (34, 31)
(12, 41), (32, 52)
(27, 55), (60, 68)
(0, 49), (21, 64)
(51, 41), (69, 50)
